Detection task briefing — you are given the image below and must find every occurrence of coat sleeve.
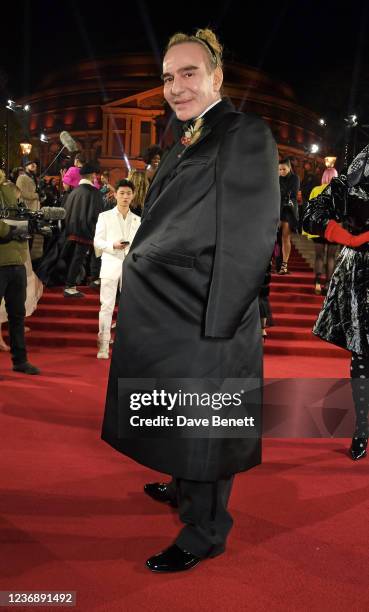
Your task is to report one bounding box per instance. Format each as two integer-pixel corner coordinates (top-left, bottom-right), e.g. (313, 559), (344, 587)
(0, 220), (11, 241)
(86, 191), (104, 239)
(303, 176), (346, 237)
(204, 115), (280, 339)
(63, 191), (75, 231)
(16, 175), (39, 210)
(94, 213), (115, 254)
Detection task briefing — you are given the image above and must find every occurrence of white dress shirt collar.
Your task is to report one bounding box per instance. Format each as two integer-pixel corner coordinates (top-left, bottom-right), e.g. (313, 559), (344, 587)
(114, 206), (132, 220)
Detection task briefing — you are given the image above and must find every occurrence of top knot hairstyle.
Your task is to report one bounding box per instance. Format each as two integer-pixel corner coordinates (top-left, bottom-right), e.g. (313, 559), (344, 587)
(165, 28), (223, 72)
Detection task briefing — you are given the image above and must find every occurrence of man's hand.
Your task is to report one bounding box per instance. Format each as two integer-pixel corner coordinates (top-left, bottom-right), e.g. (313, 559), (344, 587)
(113, 241), (127, 250)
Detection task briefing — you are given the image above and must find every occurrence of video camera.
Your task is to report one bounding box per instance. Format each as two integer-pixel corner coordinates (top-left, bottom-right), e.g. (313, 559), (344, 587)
(0, 205), (66, 238)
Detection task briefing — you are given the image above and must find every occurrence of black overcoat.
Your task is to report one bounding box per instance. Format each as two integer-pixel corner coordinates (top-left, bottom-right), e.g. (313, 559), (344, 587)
(64, 184), (104, 240)
(101, 99), (280, 481)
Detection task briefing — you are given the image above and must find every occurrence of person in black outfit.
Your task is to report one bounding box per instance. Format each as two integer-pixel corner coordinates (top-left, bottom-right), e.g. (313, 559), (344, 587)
(299, 161), (320, 233)
(0, 220), (40, 374)
(278, 158), (300, 274)
(63, 163), (104, 298)
(303, 143), (369, 461)
(101, 28), (279, 573)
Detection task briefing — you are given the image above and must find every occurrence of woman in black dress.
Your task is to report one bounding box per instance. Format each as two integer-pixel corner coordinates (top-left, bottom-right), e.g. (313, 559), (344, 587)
(278, 158), (300, 274)
(303, 144), (369, 460)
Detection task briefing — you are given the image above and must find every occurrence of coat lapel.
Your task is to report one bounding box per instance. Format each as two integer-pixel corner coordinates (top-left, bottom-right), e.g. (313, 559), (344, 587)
(142, 98), (236, 220)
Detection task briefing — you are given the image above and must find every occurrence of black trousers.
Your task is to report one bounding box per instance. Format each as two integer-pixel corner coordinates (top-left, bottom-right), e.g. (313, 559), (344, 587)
(0, 265), (27, 365)
(166, 476), (234, 558)
(65, 242), (91, 287)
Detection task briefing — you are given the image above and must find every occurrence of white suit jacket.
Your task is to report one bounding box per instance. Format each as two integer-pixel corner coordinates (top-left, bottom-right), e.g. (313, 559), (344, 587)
(94, 207), (141, 280)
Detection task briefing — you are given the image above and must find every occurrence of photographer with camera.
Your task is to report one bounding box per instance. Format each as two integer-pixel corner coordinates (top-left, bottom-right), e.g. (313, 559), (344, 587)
(0, 216), (40, 375)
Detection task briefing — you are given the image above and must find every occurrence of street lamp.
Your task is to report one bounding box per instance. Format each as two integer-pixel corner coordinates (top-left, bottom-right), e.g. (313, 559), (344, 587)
(39, 133), (49, 175)
(344, 114), (358, 128)
(19, 142), (33, 167)
(6, 100), (31, 113)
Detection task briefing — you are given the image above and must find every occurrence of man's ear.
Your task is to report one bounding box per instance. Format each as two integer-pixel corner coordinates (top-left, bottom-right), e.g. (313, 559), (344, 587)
(213, 67), (223, 92)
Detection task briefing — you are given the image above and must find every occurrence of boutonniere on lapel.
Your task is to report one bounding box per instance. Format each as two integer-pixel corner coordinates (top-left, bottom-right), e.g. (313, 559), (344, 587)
(181, 117), (204, 148)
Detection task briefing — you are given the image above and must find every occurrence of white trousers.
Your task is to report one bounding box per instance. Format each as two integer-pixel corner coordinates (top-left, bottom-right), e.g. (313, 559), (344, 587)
(98, 278), (119, 344)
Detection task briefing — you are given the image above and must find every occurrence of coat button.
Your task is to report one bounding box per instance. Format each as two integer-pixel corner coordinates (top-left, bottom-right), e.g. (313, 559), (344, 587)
(132, 253), (138, 262)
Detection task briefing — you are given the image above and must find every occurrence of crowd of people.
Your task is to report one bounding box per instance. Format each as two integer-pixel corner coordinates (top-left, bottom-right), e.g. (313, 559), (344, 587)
(4, 141), (326, 361)
(0, 145), (164, 369)
(0, 147), (360, 367)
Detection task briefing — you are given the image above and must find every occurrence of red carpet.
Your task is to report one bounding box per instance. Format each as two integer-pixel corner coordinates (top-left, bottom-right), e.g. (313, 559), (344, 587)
(1, 245), (363, 610)
(266, 248), (348, 360)
(2, 244), (348, 366)
(1, 350), (368, 611)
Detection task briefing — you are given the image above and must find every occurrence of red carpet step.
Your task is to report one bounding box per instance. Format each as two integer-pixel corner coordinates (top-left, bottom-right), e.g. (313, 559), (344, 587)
(265, 244), (347, 359)
(22, 288), (106, 347)
(3, 243), (346, 360)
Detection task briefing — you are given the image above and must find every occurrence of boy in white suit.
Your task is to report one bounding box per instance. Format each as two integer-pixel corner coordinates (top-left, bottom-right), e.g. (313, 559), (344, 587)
(94, 179), (140, 358)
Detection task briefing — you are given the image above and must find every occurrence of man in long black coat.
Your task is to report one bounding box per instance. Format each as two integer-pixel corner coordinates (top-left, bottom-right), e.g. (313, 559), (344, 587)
(102, 29), (280, 572)
(63, 163), (103, 297)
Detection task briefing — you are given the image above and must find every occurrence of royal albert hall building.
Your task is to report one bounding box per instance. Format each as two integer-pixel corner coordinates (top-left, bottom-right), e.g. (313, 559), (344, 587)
(26, 53), (323, 184)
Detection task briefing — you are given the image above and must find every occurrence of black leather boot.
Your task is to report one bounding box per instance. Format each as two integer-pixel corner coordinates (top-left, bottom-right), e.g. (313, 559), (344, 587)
(350, 436), (368, 461)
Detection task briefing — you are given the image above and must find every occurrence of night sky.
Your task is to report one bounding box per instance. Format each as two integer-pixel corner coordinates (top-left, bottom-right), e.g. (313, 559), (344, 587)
(2, 0), (369, 140)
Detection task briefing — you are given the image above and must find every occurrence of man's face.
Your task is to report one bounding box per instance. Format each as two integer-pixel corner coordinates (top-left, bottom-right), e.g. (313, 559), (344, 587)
(26, 163), (37, 174)
(279, 164), (290, 177)
(162, 42), (222, 121)
(115, 187), (134, 208)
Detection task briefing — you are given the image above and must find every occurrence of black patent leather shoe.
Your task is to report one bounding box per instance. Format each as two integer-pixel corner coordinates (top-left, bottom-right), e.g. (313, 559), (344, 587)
(146, 544), (201, 572)
(144, 482), (178, 507)
(350, 436), (368, 461)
